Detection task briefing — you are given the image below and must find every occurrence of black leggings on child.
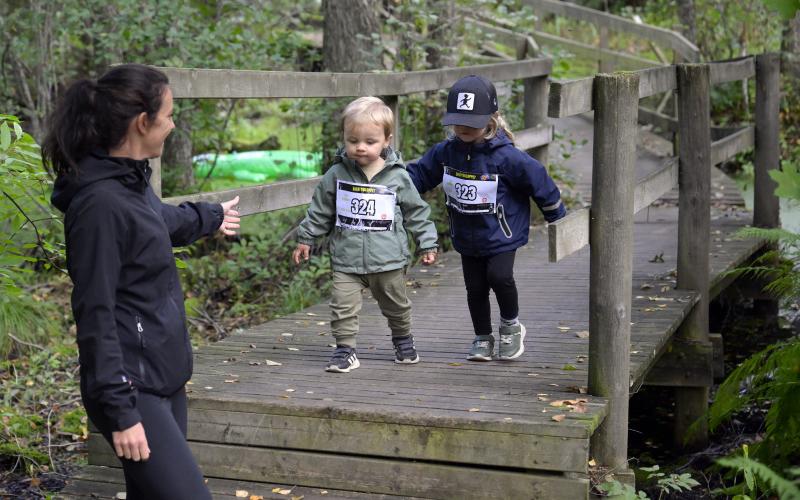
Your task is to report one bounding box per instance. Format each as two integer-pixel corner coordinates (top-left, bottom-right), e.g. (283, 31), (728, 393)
(83, 386), (212, 500)
(460, 250), (519, 335)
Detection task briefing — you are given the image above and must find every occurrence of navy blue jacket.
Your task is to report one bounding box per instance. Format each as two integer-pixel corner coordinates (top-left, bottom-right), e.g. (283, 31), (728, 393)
(52, 152), (223, 431)
(407, 131), (566, 257)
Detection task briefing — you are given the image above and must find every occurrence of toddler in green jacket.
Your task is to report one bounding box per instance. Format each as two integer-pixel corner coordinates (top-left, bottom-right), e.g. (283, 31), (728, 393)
(293, 96), (438, 373)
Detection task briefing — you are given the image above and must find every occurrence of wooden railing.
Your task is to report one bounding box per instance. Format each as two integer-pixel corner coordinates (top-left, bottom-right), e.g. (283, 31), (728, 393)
(155, 58), (553, 212)
(544, 53), (781, 469)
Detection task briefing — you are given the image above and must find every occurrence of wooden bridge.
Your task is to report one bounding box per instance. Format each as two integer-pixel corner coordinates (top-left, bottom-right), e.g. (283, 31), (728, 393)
(61, 7), (786, 499)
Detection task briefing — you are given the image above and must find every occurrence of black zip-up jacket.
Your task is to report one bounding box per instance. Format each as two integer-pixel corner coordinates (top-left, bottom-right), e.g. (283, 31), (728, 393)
(51, 151), (223, 431)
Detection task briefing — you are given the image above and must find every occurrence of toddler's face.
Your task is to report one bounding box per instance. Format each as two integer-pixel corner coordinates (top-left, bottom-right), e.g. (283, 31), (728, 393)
(453, 125), (485, 143)
(344, 120), (391, 169)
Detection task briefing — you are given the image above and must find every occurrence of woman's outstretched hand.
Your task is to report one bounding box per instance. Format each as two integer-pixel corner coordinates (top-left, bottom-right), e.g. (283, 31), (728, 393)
(112, 422), (150, 462)
(219, 196), (241, 236)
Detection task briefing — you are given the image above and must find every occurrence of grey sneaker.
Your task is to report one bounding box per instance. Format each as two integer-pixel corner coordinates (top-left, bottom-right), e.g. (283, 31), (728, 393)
(498, 323), (526, 360)
(467, 335), (494, 361)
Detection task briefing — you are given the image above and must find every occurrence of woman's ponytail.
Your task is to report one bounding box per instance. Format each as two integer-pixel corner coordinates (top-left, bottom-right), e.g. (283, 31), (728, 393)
(43, 64), (169, 176)
(43, 79), (101, 176)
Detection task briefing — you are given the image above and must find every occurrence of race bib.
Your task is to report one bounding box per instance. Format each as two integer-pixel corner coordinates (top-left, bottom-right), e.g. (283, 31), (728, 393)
(442, 166), (498, 214)
(336, 180), (397, 231)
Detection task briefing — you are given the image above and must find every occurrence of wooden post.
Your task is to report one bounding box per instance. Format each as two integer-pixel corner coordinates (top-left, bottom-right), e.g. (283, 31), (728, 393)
(384, 94), (401, 152)
(588, 72), (639, 471)
(675, 63), (712, 449)
(523, 76), (549, 165)
(754, 53), (781, 229)
(151, 156), (162, 198)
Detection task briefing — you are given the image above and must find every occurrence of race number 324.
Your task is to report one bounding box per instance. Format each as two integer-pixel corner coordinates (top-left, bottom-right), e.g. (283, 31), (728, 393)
(351, 198), (376, 216)
(454, 183), (477, 201)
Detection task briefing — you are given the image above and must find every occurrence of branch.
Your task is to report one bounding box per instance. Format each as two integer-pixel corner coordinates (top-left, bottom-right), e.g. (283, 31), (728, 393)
(1, 190), (66, 274)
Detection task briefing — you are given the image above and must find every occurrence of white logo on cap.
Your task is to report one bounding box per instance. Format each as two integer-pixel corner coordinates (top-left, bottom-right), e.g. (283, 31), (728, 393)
(456, 93), (475, 111)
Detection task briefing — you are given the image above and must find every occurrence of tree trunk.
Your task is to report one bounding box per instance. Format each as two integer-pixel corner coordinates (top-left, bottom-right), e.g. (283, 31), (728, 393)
(161, 114), (194, 193)
(322, 0), (382, 72)
(676, 0), (697, 45)
(320, 0), (383, 169)
(426, 0), (456, 69)
(785, 13), (800, 79)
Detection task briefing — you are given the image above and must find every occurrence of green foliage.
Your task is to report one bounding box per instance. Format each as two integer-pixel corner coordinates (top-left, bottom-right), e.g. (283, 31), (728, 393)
(707, 337), (800, 470)
(597, 480), (648, 499)
(715, 445), (800, 499)
(0, 114), (63, 357)
(762, 0), (800, 20)
(598, 466), (700, 499)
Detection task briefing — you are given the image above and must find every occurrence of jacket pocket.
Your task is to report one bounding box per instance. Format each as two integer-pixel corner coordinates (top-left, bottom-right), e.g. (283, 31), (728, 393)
(497, 204), (513, 239)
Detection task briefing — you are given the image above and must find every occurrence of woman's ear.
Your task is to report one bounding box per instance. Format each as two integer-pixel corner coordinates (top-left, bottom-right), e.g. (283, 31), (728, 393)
(134, 112), (149, 135)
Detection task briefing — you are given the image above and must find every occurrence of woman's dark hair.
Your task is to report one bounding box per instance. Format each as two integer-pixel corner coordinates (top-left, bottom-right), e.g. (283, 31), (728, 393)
(43, 64), (169, 176)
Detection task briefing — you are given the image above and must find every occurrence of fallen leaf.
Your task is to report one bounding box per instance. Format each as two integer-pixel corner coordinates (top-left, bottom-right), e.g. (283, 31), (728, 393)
(250, 496), (264, 500)
(537, 396), (549, 401)
(447, 362), (463, 366)
(204, 386), (213, 390)
(589, 459), (597, 467)
(235, 491), (249, 498)
(306, 391), (314, 394)
(186, 381), (194, 385)
(249, 343), (257, 348)
(224, 379), (238, 383)
(562, 364), (577, 371)
(550, 400), (565, 407)
(265, 360), (282, 366)
(316, 321), (326, 326)
(306, 312), (317, 316)
(278, 489), (292, 495)
(468, 408), (481, 412)
(281, 333), (293, 337)
(557, 326), (571, 331)
(572, 403), (588, 413)
(291, 496), (304, 500)
(527, 373), (539, 377)
(320, 492), (328, 496)
(552, 414), (566, 422)
(503, 417), (513, 422)
(287, 347), (300, 351)
(576, 331), (590, 339)
(285, 389), (295, 392)
(115, 493), (127, 500)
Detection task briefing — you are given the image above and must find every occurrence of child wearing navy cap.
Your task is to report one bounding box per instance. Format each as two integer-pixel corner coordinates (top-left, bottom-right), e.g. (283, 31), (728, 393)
(407, 75), (566, 361)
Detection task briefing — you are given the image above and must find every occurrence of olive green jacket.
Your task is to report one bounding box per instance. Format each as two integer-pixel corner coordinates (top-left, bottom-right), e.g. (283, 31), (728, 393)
(296, 147), (438, 274)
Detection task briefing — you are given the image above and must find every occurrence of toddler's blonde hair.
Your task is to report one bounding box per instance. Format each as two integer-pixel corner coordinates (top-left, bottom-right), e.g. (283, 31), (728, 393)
(484, 112), (515, 141)
(341, 96), (394, 139)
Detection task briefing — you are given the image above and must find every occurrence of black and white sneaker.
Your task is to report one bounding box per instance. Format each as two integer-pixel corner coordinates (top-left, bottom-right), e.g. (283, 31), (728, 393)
(325, 346), (360, 373)
(392, 335), (420, 364)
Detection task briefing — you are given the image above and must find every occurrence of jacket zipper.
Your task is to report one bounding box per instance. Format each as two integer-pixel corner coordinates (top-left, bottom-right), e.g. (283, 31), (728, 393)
(135, 315), (146, 380)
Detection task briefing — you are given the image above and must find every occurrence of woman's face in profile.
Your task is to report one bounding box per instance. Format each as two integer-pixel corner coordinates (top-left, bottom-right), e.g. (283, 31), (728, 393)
(142, 86), (175, 158)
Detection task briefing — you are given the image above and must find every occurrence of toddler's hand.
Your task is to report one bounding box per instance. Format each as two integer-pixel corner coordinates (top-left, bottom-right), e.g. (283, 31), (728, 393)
(293, 244), (311, 265)
(421, 251), (437, 265)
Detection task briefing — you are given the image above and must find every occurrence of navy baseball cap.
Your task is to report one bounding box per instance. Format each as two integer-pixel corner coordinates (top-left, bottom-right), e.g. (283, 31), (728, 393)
(442, 75), (498, 129)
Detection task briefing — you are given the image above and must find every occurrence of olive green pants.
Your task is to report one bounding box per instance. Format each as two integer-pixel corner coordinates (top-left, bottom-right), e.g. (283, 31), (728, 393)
(330, 269), (411, 348)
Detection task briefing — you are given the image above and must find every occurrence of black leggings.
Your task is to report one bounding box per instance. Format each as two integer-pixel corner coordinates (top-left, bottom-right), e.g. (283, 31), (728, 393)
(83, 387), (211, 500)
(460, 250), (519, 336)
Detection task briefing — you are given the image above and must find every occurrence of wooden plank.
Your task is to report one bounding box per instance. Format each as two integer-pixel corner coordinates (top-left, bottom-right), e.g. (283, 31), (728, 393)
(515, 125), (553, 151)
(62, 465), (414, 500)
(709, 56), (756, 85)
(675, 63), (713, 448)
(164, 177), (319, 215)
(88, 439), (590, 500)
(532, 31), (660, 71)
(637, 65), (676, 98)
(633, 157), (678, 213)
(644, 338), (714, 387)
(160, 59), (553, 99)
(548, 77), (593, 118)
(184, 408), (589, 472)
(588, 72), (640, 469)
(754, 53), (781, 228)
(710, 126), (755, 165)
(520, 0), (700, 61)
(548, 207), (590, 262)
(523, 73), (551, 164)
(638, 106), (678, 133)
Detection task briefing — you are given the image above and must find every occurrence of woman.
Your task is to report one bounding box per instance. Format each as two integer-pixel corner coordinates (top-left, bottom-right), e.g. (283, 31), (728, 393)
(44, 64), (239, 499)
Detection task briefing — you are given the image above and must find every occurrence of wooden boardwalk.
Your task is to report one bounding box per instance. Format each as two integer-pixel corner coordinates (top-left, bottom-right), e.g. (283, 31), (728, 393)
(62, 203), (762, 499)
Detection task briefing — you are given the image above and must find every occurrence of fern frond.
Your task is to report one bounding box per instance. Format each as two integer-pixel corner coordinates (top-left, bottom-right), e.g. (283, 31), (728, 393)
(717, 455), (800, 500)
(734, 227), (798, 245)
